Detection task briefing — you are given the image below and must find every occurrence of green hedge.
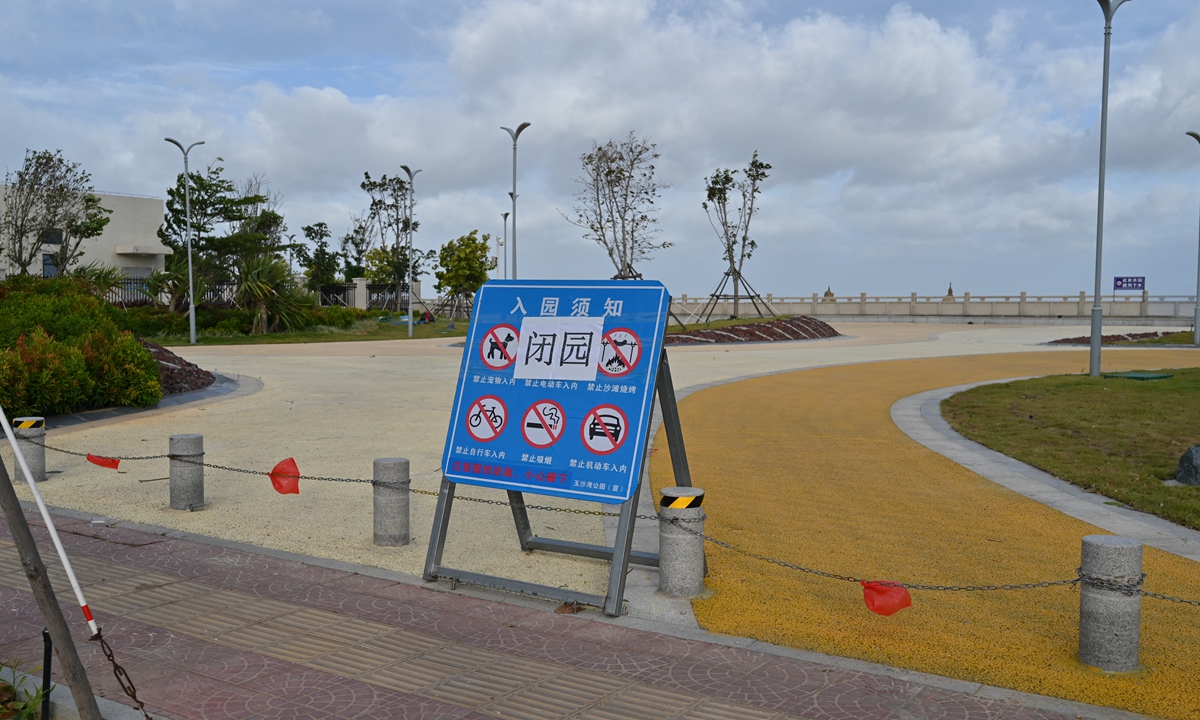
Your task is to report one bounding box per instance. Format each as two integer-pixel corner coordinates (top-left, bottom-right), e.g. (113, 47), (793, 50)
(0, 277), (163, 417)
(110, 304), (368, 338)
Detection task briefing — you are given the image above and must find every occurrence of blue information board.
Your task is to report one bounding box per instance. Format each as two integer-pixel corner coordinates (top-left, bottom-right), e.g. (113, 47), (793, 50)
(442, 280), (669, 504)
(1114, 276), (1145, 291)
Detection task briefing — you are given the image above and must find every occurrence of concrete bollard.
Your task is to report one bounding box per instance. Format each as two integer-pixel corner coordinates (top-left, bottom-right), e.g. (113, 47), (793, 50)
(658, 487), (706, 598)
(373, 458), (410, 547)
(169, 434), (205, 511)
(1079, 535), (1144, 672)
(12, 417), (46, 483)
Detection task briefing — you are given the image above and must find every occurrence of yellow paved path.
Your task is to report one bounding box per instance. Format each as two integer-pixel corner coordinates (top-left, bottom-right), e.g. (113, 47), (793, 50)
(650, 349), (1200, 720)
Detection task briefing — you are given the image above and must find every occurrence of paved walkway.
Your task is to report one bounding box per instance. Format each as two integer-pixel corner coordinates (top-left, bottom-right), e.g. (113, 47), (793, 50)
(1, 505), (1132, 720)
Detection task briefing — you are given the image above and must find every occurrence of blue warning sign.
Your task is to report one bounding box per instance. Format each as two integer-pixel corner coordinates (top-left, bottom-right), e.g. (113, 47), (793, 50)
(442, 280), (669, 503)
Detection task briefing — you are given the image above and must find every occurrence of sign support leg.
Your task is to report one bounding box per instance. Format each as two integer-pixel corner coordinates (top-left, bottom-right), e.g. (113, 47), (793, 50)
(423, 477), (457, 581)
(603, 481), (641, 616)
(656, 350), (693, 488)
(507, 490), (534, 551)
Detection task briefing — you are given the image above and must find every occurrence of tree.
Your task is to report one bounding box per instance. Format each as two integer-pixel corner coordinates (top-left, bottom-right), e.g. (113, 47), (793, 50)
(339, 214), (371, 281)
(235, 255), (309, 334)
(1, 149), (111, 276)
(565, 132), (670, 279)
(363, 244), (435, 285)
(435, 230), (491, 300)
(361, 171), (420, 289)
(293, 222), (342, 291)
(701, 151), (772, 319)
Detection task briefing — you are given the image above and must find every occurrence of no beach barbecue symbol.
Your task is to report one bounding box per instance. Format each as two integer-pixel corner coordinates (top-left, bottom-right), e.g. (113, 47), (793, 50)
(522, 400), (565, 449)
(582, 404), (628, 455)
(599, 328), (640, 377)
(480, 324), (519, 370)
(466, 395), (507, 442)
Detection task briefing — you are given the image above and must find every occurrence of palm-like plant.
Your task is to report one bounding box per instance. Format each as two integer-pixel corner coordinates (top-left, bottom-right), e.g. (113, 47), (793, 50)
(235, 255), (309, 333)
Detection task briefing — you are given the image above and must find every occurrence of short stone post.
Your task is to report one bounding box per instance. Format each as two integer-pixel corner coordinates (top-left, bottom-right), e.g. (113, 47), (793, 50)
(1079, 535), (1143, 672)
(169, 434), (204, 511)
(373, 458), (410, 547)
(12, 417), (46, 483)
(658, 487), (706, 598)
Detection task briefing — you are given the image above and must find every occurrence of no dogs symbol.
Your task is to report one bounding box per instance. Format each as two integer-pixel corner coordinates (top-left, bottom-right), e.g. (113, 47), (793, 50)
(522, 400), (565, 449)
(599, 328), (640, 377)
(479, 324), (519, 371)
(466, 395), (507, 442)
(581, 404), (628, 455)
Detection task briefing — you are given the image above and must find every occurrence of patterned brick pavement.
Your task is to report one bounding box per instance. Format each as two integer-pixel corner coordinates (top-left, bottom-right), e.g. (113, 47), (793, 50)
(0, 508), (1106, 720)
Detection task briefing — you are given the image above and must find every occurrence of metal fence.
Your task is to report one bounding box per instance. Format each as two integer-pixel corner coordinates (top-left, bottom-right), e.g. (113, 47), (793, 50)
(104, 279), (154, 306)
(367, 283), (410, 312)
(318, 284), (354, 308)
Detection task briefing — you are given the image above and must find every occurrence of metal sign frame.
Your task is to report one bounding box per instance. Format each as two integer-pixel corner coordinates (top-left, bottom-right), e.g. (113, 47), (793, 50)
(423, 347), (692, 616)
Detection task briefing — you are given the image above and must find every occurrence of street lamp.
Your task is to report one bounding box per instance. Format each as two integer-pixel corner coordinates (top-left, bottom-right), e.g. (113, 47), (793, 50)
(500, 122), (531, 279)
(400, 165), (421, 338)
(501, 211), (509, 280)
(1187, 131), (1200, 345)
(164, 137), (205, 345)
(1089, 0), (1133, 377)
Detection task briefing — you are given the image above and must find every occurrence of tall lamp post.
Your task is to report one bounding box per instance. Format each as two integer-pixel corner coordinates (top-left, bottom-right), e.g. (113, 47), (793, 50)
(501, 211), (509, 279)
(1187, 131), (1200, 345)
(400, 165), (421, 338)
(164, 137), (204, 345)
(1089, 0), (1133, 377)
(501, 123), (531, 279)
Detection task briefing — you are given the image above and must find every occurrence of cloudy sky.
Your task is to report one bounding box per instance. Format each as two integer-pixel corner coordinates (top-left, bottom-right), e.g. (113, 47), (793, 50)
(4, 0), (1200, 297)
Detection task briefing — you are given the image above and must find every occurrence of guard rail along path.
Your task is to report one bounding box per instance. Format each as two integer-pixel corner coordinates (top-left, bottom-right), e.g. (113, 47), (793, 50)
(670, 290), (1198, 325)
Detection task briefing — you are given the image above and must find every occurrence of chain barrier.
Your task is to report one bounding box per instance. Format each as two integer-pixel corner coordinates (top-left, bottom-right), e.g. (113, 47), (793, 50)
(25, 438), (1200, 605)
(91, 630), (152, 719)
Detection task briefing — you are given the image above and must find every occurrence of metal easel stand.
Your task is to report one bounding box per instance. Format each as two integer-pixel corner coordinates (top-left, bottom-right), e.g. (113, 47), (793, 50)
(423, 349), (693, 617)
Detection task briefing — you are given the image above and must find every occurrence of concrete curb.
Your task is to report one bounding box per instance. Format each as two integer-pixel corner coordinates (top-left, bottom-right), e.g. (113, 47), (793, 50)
(890, 378), (1200, 562)
(45, 373), (258, 433)
(4, 667), (164, 720)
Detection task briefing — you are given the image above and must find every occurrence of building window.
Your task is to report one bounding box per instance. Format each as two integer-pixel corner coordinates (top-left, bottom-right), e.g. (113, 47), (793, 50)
(42, 253), (58, 278)
(39, 228), (63, 246)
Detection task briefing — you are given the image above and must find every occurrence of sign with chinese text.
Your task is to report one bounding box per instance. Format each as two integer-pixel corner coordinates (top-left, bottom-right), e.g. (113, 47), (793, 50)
(442, 280), (669, 503)
(1114, 276), (1145, 291)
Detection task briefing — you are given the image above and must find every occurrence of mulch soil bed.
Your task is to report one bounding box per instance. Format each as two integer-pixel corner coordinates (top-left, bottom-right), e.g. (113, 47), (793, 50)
(1050, 332), (1166, 345)
(139, 339), (215, 395)
(665, 316), (839, 344)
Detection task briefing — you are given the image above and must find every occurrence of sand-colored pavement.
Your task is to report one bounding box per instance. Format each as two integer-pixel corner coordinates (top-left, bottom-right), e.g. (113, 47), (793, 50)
(2, 324), (1189, 601)
(648, 349), (1200, 720)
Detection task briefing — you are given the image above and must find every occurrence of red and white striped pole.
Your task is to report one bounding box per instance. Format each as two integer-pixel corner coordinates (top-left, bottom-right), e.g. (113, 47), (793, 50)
(1, 407), (99, 636)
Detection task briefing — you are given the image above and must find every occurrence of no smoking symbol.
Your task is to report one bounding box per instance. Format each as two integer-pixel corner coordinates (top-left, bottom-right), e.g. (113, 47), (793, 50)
(466, 395), (507, 442)
(599, 328), (640, 377)
(581, 404), (628, 455)
(522, 400), (565, 449)
(479, 324), (519, 371)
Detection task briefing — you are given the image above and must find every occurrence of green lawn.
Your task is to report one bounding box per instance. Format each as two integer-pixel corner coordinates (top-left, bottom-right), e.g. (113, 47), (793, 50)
(155, 318), (469, 346)
(941, 369), (1200, 530)
(1119, 331), (1196, 345)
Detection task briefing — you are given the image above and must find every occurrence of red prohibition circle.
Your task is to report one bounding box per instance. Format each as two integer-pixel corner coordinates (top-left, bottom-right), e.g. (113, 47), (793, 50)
(580, 404), (629, 455)
(598, 328), (641, 378)
(465, 395), (508, 443)
(479, 324), (519, 371)
(521, 399), (566, 449)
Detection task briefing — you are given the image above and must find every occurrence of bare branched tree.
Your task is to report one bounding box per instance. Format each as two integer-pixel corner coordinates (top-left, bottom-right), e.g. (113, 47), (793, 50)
(564, 132), (670, 279)
(702, 151), (771, 318)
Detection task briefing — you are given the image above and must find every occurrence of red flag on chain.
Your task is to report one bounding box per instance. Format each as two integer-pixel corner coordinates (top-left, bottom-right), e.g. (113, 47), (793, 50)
(86, 454), (120, 470)
(861, 580), (912, 616)
(269, 458), (300, 495)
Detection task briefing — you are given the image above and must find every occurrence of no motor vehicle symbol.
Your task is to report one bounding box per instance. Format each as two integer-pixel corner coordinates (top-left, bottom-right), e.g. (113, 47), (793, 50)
(522, 400), (565, 448)
(480, 324), (519, 370)
(599, 328), (640, 377)
(466, 395), (507, 442)
(581, 404), (628, 455)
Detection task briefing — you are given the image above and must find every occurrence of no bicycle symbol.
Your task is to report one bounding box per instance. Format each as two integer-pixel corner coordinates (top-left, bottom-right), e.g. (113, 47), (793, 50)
(522, 400), (565, 449)
(480, 324), (519, 371)
(599, 328), (640, 377)
(466, 395), (507, 442)
(581, 404), (628, 455)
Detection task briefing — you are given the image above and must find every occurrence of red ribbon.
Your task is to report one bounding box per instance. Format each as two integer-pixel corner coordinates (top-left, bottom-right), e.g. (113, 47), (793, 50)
(269, 458), (300, 495)
(86, 454), (120, 470)
(861, 580), (912, 616)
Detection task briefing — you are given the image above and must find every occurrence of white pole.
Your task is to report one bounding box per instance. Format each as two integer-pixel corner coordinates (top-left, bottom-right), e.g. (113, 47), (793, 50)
(0, 408), (98, 635)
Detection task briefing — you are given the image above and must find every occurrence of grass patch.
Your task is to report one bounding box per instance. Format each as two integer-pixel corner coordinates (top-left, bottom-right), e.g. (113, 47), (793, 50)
(1116, 331), (1196, 346)
(942, 369), (1200, 530)
(155, 317), (469, 346)
(667, 314), (784, 334)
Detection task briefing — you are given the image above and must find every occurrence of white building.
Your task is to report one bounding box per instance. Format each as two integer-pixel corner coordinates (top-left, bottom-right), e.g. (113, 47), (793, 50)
(0, 190), (171, 279)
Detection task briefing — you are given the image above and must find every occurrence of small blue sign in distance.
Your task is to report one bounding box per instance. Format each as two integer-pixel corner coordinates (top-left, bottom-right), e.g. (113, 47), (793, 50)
(1114, 276), (1145, 291)
(442, 280), (670, 504)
